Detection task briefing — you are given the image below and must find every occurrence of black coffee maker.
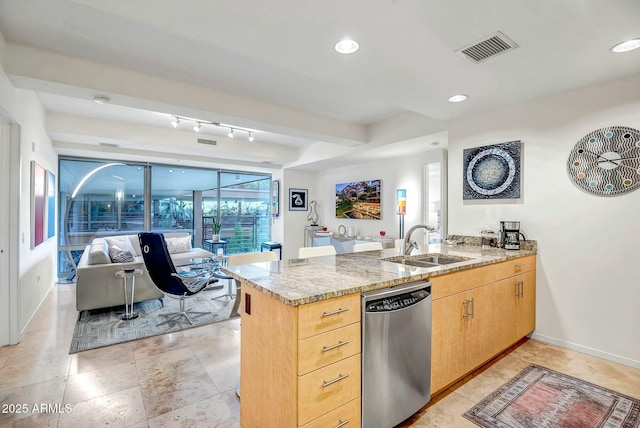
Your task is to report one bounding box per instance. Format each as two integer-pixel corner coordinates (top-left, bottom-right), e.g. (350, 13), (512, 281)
(500, 221), (526, 250)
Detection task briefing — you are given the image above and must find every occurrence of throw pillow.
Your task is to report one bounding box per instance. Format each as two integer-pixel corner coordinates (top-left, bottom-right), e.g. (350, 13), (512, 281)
(105, 236), (137, 256)
(166, 235), (192, 254)
(108, 245), (135, 263)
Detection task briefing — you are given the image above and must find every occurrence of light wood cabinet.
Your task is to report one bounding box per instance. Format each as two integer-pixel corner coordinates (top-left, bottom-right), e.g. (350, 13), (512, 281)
(431, 255), (536, 394)
(240, 288), (361, 428)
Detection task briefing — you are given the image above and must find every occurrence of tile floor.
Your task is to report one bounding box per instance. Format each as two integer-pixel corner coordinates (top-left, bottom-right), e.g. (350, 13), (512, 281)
(1, 282), (639, 427)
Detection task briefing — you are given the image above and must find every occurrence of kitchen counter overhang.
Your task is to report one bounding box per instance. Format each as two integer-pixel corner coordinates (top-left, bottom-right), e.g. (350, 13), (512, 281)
(220, 243), (536, 306)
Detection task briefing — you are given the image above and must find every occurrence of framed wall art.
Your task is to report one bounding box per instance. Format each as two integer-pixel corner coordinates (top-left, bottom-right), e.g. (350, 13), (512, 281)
(463, 141), (521, 200)
(288, 188), (308, 211)
(47, 170), (56, 239)
(271, 180), (280, 217)
(31, 161), (46, 248)
(335, 179), (381, 219)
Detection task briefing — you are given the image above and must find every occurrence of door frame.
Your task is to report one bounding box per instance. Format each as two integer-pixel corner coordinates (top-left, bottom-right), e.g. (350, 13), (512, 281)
(0, 108), (21, 345)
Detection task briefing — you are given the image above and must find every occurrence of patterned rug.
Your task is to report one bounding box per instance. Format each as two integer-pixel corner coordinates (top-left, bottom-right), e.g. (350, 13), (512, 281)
(69, 286), (237, 353)
(464, 364), (640, 428)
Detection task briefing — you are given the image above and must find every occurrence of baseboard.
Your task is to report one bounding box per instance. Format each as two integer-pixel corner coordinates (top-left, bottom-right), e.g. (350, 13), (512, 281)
(530, 332), (640, 370)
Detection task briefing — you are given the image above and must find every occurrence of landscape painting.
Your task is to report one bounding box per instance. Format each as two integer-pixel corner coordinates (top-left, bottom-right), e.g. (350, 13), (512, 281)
(335, 180), (381, 219)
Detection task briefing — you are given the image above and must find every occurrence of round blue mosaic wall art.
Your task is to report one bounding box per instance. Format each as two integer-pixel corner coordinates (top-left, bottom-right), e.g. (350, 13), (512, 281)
(567, 126), (640, 196)
(463, 141), (522, 200)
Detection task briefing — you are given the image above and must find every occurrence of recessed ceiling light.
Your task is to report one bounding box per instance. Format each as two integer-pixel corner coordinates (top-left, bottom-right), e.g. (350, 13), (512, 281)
(448, 94), (468, 103)
(610, 38), (640, 53)
(335, 39), (359, 54)
(93, 95), (110, 104)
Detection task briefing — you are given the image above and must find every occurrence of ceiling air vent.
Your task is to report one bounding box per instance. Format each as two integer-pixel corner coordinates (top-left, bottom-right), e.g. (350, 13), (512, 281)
(197, 138), (217, 146)
(456, 31), (518, 64)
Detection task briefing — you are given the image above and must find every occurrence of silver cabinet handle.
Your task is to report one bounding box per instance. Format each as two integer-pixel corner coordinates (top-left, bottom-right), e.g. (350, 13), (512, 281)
(463, 298), (474, 319)
(519, 281), (524, 298)
(514, 263), (525, 269)
(333, 420), (350, 428)
(514, 282), (519, 297)
(323, 340), (350, 352)
(323, 373), (349, 387)
(322, 307), (349, 317)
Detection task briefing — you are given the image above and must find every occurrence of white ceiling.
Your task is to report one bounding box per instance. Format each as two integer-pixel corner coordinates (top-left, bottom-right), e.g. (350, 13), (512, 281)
(0, 0), (639, 170)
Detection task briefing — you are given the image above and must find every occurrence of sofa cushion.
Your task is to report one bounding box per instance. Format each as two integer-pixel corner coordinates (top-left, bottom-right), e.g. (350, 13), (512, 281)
(165, 235), (192, 254)
(105, 236), (136, 256)
(87, 241), (111, 265)
(108, 245), (135, 263)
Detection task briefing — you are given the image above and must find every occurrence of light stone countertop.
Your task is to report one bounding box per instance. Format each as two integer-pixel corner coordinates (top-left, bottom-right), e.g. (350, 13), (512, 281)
(220, 243), (536, 306)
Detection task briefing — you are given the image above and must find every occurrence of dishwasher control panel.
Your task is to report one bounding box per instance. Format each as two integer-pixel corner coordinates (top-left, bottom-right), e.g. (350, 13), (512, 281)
(365, 287), (430, 312)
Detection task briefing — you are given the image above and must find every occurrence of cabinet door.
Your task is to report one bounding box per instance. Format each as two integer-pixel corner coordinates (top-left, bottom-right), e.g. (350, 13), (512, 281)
(515, 270), (536, 339)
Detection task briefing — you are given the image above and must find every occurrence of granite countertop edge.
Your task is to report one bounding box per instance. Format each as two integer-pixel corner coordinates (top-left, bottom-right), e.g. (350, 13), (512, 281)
(220, 243), (536, 307)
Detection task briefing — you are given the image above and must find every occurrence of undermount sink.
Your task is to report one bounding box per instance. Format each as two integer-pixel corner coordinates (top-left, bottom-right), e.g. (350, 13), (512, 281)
(387, 254), (471, 268)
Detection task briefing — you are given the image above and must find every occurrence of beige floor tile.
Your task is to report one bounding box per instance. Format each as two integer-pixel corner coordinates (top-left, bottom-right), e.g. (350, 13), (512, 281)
(189, 334), (241, 365)
(181, 317), (240, 341)
(406, 391), (478, 428)
(69, 342), (135, 375)
(139, 372), (220, 419)
(0, 378), (66, 427)
(57, 386), (147, 428)
(64, 361), (140, 404)
(0, 355), (71, 390)
(147, 394), (239, 428)
(0, 345), (15, 368)
(135, 348), (204, 384)
(130, 331), (188, 360)
(202, 356), (240, 393)
(563, 352), (640, 399)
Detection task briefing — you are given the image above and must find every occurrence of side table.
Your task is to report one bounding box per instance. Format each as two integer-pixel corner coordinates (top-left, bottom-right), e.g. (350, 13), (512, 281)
(115, 268), (143, 320)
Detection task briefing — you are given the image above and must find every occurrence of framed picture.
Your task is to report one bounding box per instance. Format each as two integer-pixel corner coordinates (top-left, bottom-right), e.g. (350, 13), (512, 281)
(288, 188), (308, 211)
(335, 179), (382, 219)
(47, 170), (56, 239)
(463, 141), (521, 200)
(271, 180), (280, 217)
(31, 161), (46, 248)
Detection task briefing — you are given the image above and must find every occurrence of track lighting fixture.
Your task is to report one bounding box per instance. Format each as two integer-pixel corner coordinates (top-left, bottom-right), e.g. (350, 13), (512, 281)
(169, 114), (256, 141)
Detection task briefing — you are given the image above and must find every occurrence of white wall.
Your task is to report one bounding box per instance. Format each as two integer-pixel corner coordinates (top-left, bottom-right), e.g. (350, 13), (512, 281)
(312, 151), (446, 249)
(0, 32), (58, 343)
(447, 73), (640, 368)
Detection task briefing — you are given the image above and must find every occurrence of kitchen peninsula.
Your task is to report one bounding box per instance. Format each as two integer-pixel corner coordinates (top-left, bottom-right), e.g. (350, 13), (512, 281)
(221, 242), (537, 428)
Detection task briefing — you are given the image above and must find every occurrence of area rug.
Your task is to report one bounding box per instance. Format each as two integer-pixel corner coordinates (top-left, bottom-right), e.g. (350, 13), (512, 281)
(69, 287), (237, 353)
(463, 364), (640, 428)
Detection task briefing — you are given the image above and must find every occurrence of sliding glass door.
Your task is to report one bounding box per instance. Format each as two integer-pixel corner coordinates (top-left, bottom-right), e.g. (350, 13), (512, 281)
(58, 157), (271, 281)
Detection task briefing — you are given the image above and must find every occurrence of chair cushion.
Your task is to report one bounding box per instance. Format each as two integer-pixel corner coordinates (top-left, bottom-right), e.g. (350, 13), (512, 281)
(108, 245), (135, 263)
(165, 235), (192, 254)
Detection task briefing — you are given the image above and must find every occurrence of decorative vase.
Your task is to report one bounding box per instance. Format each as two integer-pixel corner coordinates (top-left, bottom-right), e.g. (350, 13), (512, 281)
(212, 234), (220, 242)
(307, 200), (319, 226)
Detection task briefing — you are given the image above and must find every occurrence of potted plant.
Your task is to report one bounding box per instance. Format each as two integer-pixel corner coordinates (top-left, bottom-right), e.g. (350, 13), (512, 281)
(212, 217), (222, 241)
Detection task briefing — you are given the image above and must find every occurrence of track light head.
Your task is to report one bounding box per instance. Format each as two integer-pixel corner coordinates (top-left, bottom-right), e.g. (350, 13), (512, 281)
(193, 122), (201, 132)
(171, 117), (179, 128)
(248, 132), (255, 142)
(228, 128), (234, 138)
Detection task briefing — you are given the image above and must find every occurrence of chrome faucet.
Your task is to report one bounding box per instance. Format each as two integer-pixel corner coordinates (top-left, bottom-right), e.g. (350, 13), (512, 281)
(403, 224), (436, 255)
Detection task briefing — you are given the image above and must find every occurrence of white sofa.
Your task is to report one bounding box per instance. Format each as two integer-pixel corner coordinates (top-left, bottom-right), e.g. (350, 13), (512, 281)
(75, 232), (214, 311)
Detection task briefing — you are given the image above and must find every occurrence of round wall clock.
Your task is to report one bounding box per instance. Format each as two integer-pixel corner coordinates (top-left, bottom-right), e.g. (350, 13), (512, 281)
(567, 126), (640, 196)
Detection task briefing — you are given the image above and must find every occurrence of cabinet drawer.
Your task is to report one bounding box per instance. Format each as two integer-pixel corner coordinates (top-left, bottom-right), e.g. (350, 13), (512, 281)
(298, 354), (361, 426)
(298, 323), (361, 375)
(494, 255), (536, 279)
(298, 294), (361, 339)
(430, 264), (495, 300)
(300, 397), (361, 428)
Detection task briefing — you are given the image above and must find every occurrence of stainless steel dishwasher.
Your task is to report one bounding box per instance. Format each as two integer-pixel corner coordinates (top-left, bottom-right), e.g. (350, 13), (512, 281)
(362, 281), (432, 428)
